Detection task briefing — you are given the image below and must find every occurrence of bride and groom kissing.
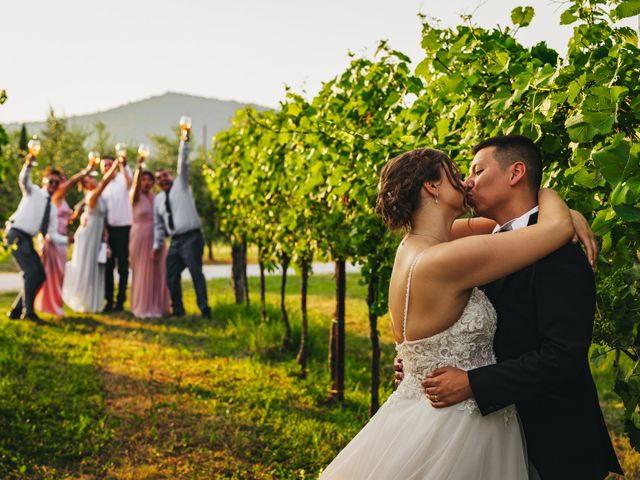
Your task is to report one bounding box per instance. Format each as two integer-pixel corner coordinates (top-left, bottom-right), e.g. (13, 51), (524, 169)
(320, 135), (623, 479)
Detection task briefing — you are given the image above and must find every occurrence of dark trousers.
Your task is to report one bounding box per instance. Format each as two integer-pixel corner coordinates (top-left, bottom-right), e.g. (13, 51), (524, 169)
(166, 229), (210, 316)
(7, 229), (45, 317)
(105, 225), (130, 308)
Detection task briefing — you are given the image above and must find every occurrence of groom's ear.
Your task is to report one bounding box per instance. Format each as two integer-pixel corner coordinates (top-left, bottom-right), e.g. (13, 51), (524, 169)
(508, 161), (527, 187)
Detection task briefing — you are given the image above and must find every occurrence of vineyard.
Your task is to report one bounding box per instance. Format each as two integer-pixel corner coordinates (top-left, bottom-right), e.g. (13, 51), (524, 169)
(206, 0), (640, 445)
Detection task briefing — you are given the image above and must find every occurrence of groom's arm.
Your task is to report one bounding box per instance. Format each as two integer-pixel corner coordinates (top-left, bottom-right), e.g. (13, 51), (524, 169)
(424, 243), (595, 414)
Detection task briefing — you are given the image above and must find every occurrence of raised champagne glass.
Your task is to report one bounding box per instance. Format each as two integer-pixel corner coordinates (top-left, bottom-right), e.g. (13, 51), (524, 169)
(138, 143), (150, 167)
(88, 151), (100, 176)
(179, 115), (192, 132)
(27, 137), (40, 166)
(115, 142), (127, 159)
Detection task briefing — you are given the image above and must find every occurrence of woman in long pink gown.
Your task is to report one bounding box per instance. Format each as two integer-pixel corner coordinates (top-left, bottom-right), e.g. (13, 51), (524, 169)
(35, 164), (94, 316)
(129, 158), (170, 318)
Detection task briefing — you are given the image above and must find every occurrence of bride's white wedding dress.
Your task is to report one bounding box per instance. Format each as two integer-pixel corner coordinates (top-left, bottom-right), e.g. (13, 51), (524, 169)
(320, 253), (529, 479)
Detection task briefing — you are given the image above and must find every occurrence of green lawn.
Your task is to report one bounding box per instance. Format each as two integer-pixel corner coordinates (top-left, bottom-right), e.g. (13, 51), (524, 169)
(0, 273), (634, 479)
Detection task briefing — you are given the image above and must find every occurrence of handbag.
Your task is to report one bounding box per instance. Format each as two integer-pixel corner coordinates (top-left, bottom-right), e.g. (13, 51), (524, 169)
(97, 241), (108, 264)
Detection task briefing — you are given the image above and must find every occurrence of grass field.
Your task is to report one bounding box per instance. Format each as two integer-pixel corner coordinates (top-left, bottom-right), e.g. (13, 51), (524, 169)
(0, 272), (636, 479)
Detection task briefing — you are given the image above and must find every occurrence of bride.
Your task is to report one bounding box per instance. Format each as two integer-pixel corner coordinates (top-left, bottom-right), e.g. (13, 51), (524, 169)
(320, 148), (576, 479)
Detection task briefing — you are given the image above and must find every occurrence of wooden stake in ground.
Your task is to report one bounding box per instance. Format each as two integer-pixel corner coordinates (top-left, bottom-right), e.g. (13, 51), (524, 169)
(329, 258), (346, 401)
(296, 257), (310, 374)
(280, 254), (292, 349)
(231, 236), (248, 305)
(258, 254), (267, 322)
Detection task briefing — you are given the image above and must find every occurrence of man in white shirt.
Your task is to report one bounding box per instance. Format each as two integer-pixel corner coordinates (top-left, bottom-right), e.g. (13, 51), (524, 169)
(6, 156), (62, 321)
(100, 155), (133, 312)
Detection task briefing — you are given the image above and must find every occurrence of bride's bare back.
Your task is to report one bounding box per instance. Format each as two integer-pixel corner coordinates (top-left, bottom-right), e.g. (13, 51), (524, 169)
(389, 241), (471, 343)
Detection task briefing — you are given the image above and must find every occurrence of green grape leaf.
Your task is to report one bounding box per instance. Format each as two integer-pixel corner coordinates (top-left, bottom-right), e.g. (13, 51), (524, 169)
(614, 205), (640, 223)
(592, 140), (631, 185)
(615, 0), (640, 19)
(567, 123), (597, 143)
(511, 6), (535, 27)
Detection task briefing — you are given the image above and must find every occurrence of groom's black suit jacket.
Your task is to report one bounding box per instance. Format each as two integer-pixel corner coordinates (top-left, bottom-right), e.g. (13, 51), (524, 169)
(468, 213), (622, 480)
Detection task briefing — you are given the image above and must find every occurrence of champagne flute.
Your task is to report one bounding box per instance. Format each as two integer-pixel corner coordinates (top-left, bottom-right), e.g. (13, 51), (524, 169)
(138, 143), (150, 168)
(27, 137), (41, 166)
(88, 151), (100, 176)
(179, 115), (192, 132)
(115, 142), (127, 159)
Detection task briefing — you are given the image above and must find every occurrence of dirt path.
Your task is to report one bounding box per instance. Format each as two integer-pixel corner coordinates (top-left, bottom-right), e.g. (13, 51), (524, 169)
(94, 316), (238, 479)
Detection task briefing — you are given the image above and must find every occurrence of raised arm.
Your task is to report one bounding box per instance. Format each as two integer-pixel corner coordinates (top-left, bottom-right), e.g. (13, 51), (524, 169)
(423, 189), (573, 291)
(130, 157), (144, 205)
(120, 160), (133, 189)
(18, 157), (34, 195)
(52, 159), (97, 206)
(87, 159), (120, 210)
(176, 133), (190, 187)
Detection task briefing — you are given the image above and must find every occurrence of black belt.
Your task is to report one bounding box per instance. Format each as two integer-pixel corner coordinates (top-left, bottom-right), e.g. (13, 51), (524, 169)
(7, 227), (32, 238)
(172, 228), (201, 239)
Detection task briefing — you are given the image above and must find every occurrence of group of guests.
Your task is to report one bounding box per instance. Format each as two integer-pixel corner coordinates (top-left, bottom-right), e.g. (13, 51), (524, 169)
(5, 129), (211, 321)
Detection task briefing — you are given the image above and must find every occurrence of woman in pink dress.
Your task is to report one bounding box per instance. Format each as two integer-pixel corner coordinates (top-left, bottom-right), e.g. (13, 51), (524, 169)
(35, 161), (96, 316)
(129, 157), (170, 318)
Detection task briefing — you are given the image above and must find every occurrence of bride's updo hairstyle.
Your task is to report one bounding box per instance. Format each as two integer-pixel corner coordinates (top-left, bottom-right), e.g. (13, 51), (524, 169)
(375, 148), (465, 230)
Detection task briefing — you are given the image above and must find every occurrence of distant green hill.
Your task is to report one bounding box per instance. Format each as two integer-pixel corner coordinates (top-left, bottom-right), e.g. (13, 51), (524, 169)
(5, 91), (269, 147)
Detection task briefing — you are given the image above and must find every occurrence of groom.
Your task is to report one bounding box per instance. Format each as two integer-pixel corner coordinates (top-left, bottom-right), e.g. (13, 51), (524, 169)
(400, 135), (622, 479)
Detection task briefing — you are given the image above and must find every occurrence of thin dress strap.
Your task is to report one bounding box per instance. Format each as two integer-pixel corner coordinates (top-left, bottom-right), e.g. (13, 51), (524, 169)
(402, 251), (426, 342)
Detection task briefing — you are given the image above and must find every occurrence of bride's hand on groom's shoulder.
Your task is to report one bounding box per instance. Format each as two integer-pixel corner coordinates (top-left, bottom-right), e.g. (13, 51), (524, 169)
(569, 209), (598, 269)
(422, 367), (473, 408)
(393, 357), (404, 387)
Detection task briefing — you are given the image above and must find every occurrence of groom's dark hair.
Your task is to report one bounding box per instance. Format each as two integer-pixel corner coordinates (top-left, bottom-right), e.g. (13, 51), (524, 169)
(472, 135), (542, 191)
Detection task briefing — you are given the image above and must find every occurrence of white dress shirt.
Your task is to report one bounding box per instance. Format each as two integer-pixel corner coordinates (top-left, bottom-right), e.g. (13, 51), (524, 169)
(6, 164), (52, 237)
(153, 141), (202, 250)
(102, 165), (133, 227)
(492, 206), (539, 233)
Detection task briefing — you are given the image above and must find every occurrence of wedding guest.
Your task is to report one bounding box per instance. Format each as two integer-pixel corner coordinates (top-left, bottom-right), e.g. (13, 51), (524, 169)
(5, 155), (56, 321)
(35, 163), (95, 317)
(129, 156), (170, 318)
(63, 159), (120, 313)
(101, 154), (133, 312)
(153, 129), (211, 318)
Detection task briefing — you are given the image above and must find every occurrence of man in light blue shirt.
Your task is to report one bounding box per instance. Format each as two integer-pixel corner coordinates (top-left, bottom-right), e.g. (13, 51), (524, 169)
(153, 129), (211, 319)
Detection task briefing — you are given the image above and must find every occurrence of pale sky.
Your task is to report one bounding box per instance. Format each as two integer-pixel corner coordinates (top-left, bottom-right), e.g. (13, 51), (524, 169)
(1, 1), (636, 123)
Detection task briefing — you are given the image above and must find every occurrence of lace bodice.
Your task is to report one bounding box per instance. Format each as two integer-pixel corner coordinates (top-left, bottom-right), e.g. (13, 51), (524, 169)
(386, 252), (514, 422)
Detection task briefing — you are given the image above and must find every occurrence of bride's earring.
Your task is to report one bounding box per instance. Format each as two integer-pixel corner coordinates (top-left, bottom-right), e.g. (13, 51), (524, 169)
(435, 193), (439, 205)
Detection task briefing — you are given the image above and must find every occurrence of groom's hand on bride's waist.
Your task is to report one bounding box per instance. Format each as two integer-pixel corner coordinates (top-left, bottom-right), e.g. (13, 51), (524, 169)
(422, 367), (473, 408)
